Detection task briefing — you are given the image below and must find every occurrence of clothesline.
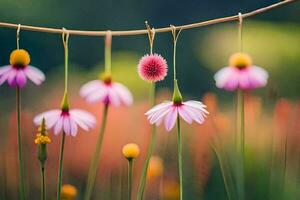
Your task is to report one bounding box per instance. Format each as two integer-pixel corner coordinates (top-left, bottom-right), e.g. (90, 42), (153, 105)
(0, 0), (297, 37)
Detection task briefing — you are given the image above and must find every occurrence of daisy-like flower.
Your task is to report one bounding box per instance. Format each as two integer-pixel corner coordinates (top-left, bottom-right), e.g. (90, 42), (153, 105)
(138, 53), (168, 82)
(0, 49), (45, 88)
(34, 108), (96, 137)
(80, 73), (133, 106)
(145, 81), (208, 131)
(214, 52), (268, 91)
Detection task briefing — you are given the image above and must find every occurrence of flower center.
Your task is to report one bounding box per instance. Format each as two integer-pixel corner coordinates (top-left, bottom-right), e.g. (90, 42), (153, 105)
(10, 49), (30, 67)
(61, 110), (70, 116)
(100, 72), (112, 85)
(229, 52), (252, 69)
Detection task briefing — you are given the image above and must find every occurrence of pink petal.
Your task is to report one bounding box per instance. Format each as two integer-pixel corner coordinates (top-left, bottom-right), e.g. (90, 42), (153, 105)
(183, 105), (206, 124)
(7, 69), (17, 87)
(214, 67), (239, 91)
(184, 101), (209, 115)
(112, 82), (133, 106)
(0, 65), (12, 76)
(145, 101), (173, 116)
(24, 66), (45, 85)
(0, 70), (12, 85)
(69, 119), (78, 137)
(164, 107), (178, 131)
(80, 80), (104, 97)
(63, 116), (71, 135)
(54, 118), (64, 135)
(33, 109), (61, 128)
(16, 70), (27, 88)
(247, 66), (268, 88)
(148, 105), (173, 124)
(107, 87), (121, 106)
(178, 106), (193, 124)
(69, 109), (96, 130)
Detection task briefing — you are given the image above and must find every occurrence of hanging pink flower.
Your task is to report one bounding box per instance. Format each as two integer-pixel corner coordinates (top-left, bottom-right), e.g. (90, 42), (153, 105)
(0, 49), (45, 88)
(80, 75), (133, 106)
(214, 53), (268, 91)
(34, 109), (96, 137)
(146, 100), (208, 131)
(138, 53), (167, 82)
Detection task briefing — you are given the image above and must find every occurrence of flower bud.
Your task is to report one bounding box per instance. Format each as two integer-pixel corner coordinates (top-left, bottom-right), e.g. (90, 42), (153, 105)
(122, 143), (140, 160)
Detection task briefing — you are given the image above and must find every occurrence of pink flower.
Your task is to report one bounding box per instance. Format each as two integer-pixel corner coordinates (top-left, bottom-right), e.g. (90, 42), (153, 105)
(80, 79), (133, 106)
(33, 109), (96, 137)
(138, 54), (168, 82)
(0, 49), (45, 88)
(214, 53), (268, 91)
(145, 100), (209, 131)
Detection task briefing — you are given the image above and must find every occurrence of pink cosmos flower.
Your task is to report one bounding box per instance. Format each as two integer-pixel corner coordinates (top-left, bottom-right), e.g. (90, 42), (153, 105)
(138, 53), (168, 82)
(214, 53), (268, 91)
(80, 77), (133, 106)
(145, 100), (209, 131)
(0, 49), (45, 88)
(34, 109), (96, 137)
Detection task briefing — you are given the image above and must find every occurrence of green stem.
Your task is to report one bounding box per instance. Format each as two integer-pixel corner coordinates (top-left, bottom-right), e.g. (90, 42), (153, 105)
(84, 104), (109, 200)
(57, 132), (66, 200)
(16, 87), (26, 200)
(105, 31), (112, 75)
(137, 83), (157, 200)
(128, 159), (133, 200)
(41, 166), (46, 200)
(211, 144), (236, 200)
(236, 89), (245, 200)
(177, 117), (183, 200)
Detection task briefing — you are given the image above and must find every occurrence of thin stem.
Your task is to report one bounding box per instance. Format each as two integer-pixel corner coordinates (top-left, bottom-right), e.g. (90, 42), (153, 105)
(137, 83), (157, 200)
(16, 87), (26, 200)
(128, 159), (133, 200)
(0, 0), (295, 36)
(105, 31), (112, 74)
(211, 143), (236, 200)
(173, 37), (177, 80)
(177, 117), (183, 200)
(40, 166), (46, 200)
(84, 104), (109, 200)
(57, 132), (66, 200)
(283, 132), (288, 194)
(236, 89), (245, 200)
(62, 31), (69, 94)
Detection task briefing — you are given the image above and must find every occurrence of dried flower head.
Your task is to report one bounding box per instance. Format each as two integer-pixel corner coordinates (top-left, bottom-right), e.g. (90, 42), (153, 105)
(122, 143), (140, 159)
(61, 184), (77, 200)
(138, 53), (168, 82)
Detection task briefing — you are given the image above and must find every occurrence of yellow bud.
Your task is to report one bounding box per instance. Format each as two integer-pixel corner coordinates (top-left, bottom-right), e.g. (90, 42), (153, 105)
(61, 184), (77, 200)
(9, 49), (30, 66)
(229, 52), (252, 69)
(147, 156), (164, 179)
(122, 143), (140, 159)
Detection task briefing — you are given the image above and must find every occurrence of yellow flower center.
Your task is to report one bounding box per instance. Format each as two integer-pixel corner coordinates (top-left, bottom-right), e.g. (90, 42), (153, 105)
(229, 52), (252, 69)
(9, 49), (31, 66)
(61, 184), (77, 200)
(34, 134), (51, 144)
(122, 143), (140, 159)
